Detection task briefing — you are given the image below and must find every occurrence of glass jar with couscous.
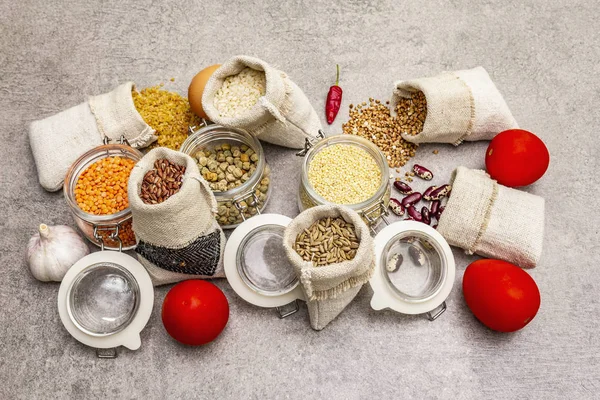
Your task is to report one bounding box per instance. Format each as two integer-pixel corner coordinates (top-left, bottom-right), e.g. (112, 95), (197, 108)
(298, 134), (391, 229)
(180, 125), (272, 230)
(64, 143), (142, 250)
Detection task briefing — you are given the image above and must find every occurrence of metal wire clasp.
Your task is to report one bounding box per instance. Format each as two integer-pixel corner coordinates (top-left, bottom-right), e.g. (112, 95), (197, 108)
(233, 192), (263, 221)
(93, 223), (123, 252)
(296, 130), (325, 157)
(363, 199), (390, 235)
(188, 119), (210, 135)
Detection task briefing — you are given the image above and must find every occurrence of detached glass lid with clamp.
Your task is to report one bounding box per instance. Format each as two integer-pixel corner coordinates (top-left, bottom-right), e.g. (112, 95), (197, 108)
(370, 221), (455, 320)
(224, 214), (305, 318)
(57, 236), (153, 358)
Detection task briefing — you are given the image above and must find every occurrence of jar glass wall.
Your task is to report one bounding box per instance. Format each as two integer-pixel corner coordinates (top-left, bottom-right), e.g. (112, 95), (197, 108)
(64, 144), (142, 250)
(181, 125), (271, 230)
(298, 134), (390, 228)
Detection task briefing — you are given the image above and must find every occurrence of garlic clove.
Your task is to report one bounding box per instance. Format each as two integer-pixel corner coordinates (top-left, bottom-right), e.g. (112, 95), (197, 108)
(27, 224), (90, 282)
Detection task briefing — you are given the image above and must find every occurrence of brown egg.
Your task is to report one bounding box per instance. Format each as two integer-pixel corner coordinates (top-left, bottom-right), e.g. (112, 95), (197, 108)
(188, 64), (221, 120)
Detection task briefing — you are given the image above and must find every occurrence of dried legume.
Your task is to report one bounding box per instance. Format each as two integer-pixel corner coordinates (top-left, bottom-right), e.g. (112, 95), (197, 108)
(342, 99), (418, 168)
(294, 217), (359, 266)
(308, 144), (381, 205)
(140, 159), (186, 205)
(75, 156), (136, 215)
(132, 86), (201, 150)
(196, 143), (260, 192)
(214, 68), (266, 118)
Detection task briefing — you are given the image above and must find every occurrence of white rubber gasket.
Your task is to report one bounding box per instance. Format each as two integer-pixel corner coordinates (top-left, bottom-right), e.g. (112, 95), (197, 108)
(224, 213), (305, 308)
(370, 221), (455, 315)
(57, 251), (154, 350)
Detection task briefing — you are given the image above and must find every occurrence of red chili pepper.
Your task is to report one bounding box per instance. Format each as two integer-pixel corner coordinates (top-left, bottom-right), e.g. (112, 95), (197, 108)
(326, 64), (343, 124)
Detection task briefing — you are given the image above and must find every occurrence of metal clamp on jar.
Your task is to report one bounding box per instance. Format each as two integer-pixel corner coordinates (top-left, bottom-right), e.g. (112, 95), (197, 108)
(181, 125), (272, 229)
(64, 136), (142, 250)
(297, 132), (391, 233)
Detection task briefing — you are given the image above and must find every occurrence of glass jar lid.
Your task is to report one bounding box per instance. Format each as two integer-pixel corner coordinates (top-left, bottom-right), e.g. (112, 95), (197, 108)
(224, 214), (305, 310)
(57, 251), (154, 353)
(370, 221), (455, 320)
(236, 224), (298, 296)
(67, 262), (140, 336)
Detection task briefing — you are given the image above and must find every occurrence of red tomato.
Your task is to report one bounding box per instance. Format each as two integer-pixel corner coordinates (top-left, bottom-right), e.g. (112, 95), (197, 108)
(162, 280), (229, 345)
(462, 259), (540, 332)
(485, 129), (549, 187)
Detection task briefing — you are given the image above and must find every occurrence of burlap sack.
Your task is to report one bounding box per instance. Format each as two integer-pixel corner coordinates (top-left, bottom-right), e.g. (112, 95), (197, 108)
(391, 67), (518, 145)
(29, 82), (156, 191)
(202, 55), (322, 149)
(283, 205), (375, 330)
(128, 148), (226, 286)
(437, 167), (544, 268)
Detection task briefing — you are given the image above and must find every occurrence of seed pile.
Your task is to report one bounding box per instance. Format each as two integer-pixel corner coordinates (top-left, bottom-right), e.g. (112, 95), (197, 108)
(395, 91), (427, 137)
(196, 143), (260, 192)
(294, 217), (360, 266)
(75, 156), (136, 215)
(132, 85), (201, 150)
(140, 159), (186, 205)
(308, 144), (381, 205)
(214, 68), (266, 118)
(342, 95), (424, 168)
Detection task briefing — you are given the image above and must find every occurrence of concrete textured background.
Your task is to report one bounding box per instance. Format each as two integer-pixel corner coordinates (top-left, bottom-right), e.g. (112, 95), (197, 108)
(1, 0), (599, 399)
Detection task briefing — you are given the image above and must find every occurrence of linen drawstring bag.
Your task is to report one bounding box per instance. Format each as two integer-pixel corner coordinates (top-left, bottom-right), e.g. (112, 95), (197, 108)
(282, 205), (375, 330)
(202, 55), (322, 149)
(437, 167), (544, 268)
(29, 82), (156, 191)
(390, 67), (518, 145)
(128, 147), (226, 286)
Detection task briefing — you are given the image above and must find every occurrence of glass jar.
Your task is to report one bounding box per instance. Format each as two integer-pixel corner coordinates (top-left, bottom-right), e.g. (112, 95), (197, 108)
(64, 144), (143, 250)
(298, 134), (391, 229)
(181, 125), (272, 230)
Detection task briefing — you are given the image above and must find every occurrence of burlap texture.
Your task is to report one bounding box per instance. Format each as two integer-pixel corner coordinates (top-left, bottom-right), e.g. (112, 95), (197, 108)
(128, 148), (226, 285)
(283, 205), (375, 330)
(202, 55), (322, 149)
(437, 167), (544, 268)
(391, 67), (518, 145)
(88, 81), (156, 147)
(29, 82), (156, 192)
(29, 102), (103, 191)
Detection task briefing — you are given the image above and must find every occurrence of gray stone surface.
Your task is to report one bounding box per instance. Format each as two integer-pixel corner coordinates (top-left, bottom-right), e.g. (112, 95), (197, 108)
(1, 0), (599, 399)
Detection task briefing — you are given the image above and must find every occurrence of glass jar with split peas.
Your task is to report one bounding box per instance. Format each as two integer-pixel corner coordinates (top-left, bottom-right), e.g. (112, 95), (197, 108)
(298, 134), (391, 231)
(64, 143), (143, 251)
(181, 125), (272, 230)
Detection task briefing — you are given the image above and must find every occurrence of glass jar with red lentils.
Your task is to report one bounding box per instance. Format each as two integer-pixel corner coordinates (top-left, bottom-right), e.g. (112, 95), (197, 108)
(64, 143), (143, 250)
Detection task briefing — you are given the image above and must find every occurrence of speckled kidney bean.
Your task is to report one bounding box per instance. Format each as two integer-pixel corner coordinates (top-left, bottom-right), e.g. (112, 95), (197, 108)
(421, 206), (431, 225)
(401, 192), (422, 207)
(393, 181), (413, 195)
(407, 205), (422, 221)
(422, 185), (437, 201)
(412, 164), (433, 180)
(430, 200), (440, 216)
(430, 184), (452, 200)
(389, 198), (405, 216)
(436, 206), (445, 219)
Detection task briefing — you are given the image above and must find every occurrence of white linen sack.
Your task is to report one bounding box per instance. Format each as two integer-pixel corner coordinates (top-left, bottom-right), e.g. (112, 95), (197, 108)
(282, 205), (375, 330)
(202, 55), (322, 149)
(29, 82), (156, 191)
(437, 167), (544, 268)
(390, 67), (518, 145)
(128, 148), (226, 286)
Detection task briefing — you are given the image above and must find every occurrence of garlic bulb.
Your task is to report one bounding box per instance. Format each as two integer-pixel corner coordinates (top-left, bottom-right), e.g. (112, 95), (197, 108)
(26, 224), (89, 282)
